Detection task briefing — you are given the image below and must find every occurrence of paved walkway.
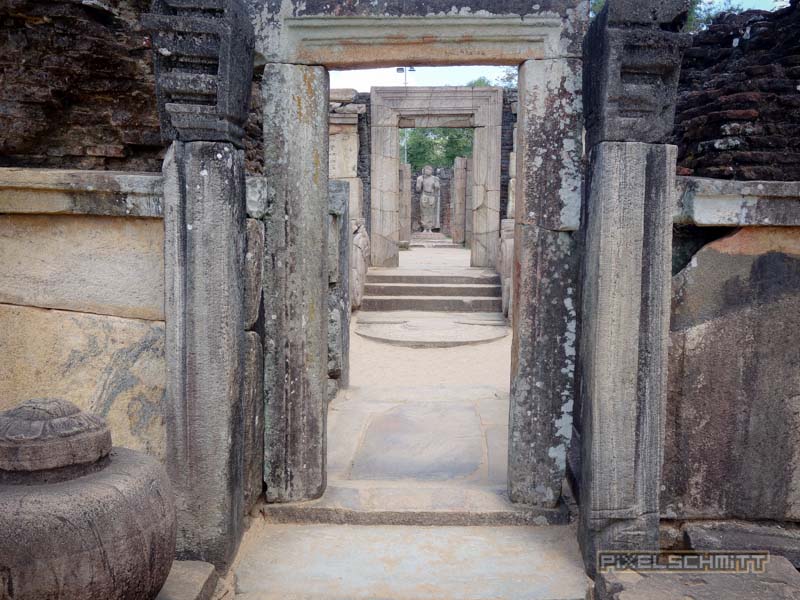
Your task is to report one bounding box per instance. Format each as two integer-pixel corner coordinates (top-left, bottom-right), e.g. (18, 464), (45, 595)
(234, 245), (589, 599)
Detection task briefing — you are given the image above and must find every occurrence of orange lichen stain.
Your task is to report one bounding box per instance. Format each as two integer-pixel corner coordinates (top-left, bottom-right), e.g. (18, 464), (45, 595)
(294, 94), (305, 122)
(312, 149), (321, 186)
(711, 226), (800, 256)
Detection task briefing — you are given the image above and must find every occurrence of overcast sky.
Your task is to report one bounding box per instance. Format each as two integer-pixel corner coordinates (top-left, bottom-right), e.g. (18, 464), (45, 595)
(329, 0), (784, 92)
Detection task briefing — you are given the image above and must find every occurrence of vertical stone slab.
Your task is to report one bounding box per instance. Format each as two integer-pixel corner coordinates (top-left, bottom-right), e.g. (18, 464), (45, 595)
(244, 219), (264, 330)
(399, 163), (412, 246)
(470, 120), (502, 268)
(370, 102), (400, 267)
(516, 58), (583, 231)
(452, 157), (467, 245)
(465, 158), (474, 248)
(261, 63), (329, 502)
(327, 179), (351, 400)
(509, 222), (579, 507)
(244, 330), (264, 513)
(508, 56), (583, 509)
(577, 142), (674, 571)
(163, 141), (246, 569)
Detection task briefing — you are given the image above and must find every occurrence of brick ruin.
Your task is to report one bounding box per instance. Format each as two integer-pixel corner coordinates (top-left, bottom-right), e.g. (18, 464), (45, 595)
(674, 0), (800, 180)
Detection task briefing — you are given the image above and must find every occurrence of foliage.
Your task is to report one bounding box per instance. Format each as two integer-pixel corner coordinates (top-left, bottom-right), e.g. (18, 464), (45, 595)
(464, 76), (494, 87)
(402, 128), (474, 171)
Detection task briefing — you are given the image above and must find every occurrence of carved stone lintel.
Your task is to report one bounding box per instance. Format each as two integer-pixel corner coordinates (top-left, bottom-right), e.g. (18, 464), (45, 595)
(143, 0), (254, 147)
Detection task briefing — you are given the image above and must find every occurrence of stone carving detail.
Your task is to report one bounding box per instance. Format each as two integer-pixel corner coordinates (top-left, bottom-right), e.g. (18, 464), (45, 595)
(143, 0), (255, 147)
(0, 398), (111, 473)
(0, 398), (176, 599)
(583, 0), (692, 148)
(416, 165), (441, 232)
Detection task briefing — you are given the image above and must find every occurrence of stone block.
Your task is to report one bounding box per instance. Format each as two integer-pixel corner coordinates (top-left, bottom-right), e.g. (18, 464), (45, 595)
(244, 219), (264, 330)
(163, 141), (246, 569)
(509, 222), (578, 506)
(605, 0), (690, 26)
(330, 88), (358, 103)
(516, 58), (583, 231)
(243, 332), (265, 514)
(684, 521), (800, 569)
(156, 561), (218, 600)
(595, 555), (800, 600)
(663, 227), (800, 522)
(583, 7), (691, 149)
(0, 214), (164, 321)
(261, 63), (329, 503)
(329, 128), (359, 179)
(143, 0), (254, 147)
(577, 142), (675, 572)
(0, 303), (166, 460)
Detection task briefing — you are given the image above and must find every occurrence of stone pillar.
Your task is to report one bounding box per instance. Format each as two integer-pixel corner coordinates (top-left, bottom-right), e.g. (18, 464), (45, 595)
(144, 0), (253, 570)
(163, 142), (246, 567)
(399, 163), (412, 247)
(261, 63), (329, 502)
(576, 0), (690, 573)
(578, 141), (675, 568)
(370, 100), (400, 267)
(509, 57), (583, 507)
(452, 157), (467, 245)
(465, 158), (474, 248)
(471, 113), (502, 267)
(327, 179), (351, 401)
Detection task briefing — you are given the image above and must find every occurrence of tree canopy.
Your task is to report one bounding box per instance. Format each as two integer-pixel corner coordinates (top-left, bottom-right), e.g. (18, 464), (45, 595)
(402, 128), (474, 171)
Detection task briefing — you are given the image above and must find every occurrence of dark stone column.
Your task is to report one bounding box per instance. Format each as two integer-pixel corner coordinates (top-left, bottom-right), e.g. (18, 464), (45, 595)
(328, 179), (351, 400)
(261, 63), (329, 503)
(144, 0), (254, 569)
(576, 0), (690, 575)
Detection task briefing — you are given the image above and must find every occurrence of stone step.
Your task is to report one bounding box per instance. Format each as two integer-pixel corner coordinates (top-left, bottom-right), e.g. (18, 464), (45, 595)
(361, 296), (503, 312)
(255, 484), (569, 526)
(234, 524), (591, 600)
(364, 283), (501, 297)
(366, 273), (501, 285)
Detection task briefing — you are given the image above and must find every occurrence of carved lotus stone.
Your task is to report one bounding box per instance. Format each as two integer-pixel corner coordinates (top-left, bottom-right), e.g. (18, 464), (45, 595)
(0, 398), (176, 599)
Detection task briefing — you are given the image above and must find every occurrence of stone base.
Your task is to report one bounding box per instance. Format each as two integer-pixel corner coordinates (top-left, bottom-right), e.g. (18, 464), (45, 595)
(156, 561), (218, 600)
(594, 555), (800, 599)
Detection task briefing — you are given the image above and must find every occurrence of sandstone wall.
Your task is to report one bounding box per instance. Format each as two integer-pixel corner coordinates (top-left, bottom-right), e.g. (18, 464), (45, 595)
(0, 180), (167, 459)
(664, 226), (800, 522)
(674, 1), (800, 180)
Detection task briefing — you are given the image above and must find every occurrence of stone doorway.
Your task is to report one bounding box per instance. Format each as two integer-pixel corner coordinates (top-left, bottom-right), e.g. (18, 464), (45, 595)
(369, 86), (503, 268)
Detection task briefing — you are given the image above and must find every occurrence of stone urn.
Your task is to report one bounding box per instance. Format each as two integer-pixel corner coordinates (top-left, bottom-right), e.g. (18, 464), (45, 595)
(0, 398), (177, 599)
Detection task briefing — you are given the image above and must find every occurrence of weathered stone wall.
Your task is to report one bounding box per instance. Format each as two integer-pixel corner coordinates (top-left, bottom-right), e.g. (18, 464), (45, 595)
(0, 0), (264, 174)
(0, 179), (167, 459)
(674, 1), (800, 180)
(664, 226), (800, 522)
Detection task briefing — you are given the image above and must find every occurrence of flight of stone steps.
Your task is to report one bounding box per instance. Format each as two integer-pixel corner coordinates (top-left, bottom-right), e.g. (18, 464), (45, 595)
(362, 270), (503, 312)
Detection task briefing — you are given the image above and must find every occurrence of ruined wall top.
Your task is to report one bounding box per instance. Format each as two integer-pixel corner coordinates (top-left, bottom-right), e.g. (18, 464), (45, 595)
(673, 0), (800, 181)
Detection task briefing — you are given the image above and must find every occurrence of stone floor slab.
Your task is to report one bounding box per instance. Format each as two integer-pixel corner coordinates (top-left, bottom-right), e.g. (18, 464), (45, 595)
(350, 402), (484, 480)
(234, 524), (590, 600)
(356, 311), (509, 348)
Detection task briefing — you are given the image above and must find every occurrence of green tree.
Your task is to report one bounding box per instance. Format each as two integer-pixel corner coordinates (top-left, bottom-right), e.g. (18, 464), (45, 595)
(402, 128), (474, 171)
(465, 76), (493, 87)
